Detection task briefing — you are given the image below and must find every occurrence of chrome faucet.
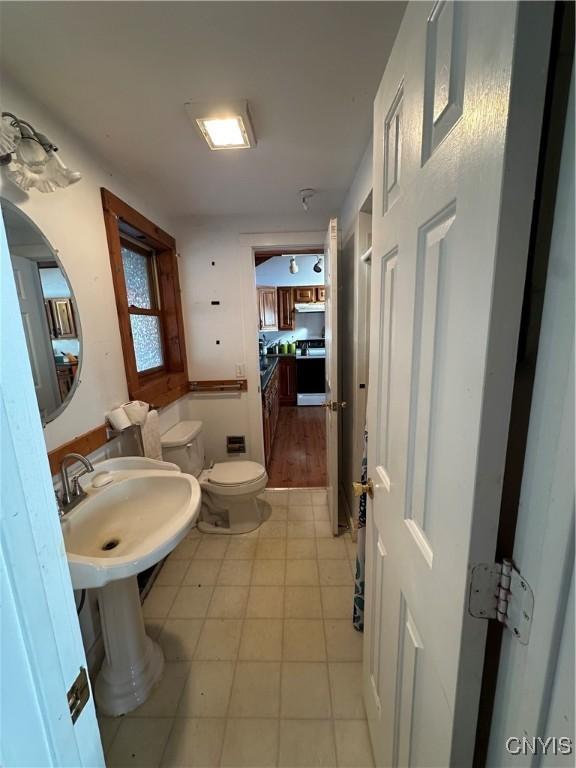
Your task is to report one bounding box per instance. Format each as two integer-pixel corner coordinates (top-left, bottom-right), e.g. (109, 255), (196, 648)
(58, 452), (94, 515)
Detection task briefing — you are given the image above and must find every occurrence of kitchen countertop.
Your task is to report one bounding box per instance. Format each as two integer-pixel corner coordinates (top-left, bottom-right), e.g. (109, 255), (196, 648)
(260, 356), (279, 392)
(264, 350), (326, 359)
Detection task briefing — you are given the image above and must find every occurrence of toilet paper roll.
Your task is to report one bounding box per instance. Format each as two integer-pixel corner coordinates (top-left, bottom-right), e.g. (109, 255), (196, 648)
(106, 407), (131, 431)
(123, 400), (150, 426)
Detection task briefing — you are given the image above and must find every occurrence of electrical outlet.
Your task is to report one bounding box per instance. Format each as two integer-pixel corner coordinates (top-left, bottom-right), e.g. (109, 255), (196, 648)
(235, 363), (245, 378)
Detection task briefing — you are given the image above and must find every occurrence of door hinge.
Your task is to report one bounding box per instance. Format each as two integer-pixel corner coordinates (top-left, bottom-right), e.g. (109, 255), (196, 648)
(67, 666), (90, 724)
(468, 559), (534, 645)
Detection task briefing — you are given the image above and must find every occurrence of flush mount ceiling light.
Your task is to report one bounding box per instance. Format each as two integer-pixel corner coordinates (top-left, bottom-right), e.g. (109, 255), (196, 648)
(185, 100), (256, 150)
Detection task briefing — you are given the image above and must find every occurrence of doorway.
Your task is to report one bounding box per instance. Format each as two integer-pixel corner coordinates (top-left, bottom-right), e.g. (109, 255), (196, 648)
(255, 249), (327, 488)
(254, 246), (327, 488)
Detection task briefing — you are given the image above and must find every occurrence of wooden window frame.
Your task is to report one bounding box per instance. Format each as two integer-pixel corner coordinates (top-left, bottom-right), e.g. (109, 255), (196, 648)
(101, 188), (189, 408)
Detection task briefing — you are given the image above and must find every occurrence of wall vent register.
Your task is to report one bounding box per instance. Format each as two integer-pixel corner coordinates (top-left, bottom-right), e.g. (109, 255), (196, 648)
(227, 435), (246, 454)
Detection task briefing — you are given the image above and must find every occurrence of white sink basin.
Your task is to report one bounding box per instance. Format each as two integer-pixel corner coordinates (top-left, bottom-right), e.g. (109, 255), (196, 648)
(90, 455), (181, 473)
(62, 471), (200, 589)
(79, 457), (180, 492)
(60, 468), (201, 717)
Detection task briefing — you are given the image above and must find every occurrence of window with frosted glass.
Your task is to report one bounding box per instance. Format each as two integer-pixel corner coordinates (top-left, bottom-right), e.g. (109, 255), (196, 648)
(121, 246), (153, 308)
(121, 241), (164, 372)
(130, 315), (164, 372)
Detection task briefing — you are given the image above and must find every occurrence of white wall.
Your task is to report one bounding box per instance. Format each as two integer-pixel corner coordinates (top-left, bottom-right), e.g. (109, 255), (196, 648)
(256, 254), (324, 286)
(340, 137), (373, 241)
(175, 216), (327, 465)
(1, 78), (176, 452)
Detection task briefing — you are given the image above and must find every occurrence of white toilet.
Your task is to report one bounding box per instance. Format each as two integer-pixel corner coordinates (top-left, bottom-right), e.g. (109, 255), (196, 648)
(160, 420), (267, 534)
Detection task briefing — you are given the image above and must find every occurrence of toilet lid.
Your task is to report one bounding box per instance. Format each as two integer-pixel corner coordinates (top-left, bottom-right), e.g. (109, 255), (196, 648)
(208, 461), (266, 486)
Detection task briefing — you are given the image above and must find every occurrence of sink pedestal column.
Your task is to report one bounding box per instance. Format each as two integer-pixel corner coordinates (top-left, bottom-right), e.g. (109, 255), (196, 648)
(95, 575), (164, 716)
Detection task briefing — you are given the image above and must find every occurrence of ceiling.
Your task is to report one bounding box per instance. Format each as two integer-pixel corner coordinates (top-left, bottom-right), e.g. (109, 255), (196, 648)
(1, 2), (405, 221)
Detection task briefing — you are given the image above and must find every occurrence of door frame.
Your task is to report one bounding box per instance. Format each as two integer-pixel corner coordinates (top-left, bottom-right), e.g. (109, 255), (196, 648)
(475, 4), (575, 759)
(487, 55), (574, 761)
(339, 208), (372, 536)
(237, 231), (325, 469)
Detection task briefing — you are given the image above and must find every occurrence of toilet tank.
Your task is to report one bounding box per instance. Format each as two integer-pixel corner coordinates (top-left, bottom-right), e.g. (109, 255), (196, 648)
(160, 421), (205, 477)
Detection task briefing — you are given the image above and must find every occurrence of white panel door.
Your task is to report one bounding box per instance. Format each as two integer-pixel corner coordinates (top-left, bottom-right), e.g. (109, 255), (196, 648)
(363, 2), (553, 765)
(1, 219), (104, 765)
(324, 217), (339, 535)
(11, 254), (61, 420)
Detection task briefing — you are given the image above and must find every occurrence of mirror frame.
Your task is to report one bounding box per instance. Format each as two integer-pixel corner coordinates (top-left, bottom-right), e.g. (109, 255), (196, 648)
(2, 197), (84, 425)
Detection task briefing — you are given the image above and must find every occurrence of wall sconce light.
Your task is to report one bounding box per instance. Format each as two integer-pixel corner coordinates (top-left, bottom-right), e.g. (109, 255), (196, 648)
(289, 256), (299, 275)
(313, 256), (323, 273)
(0, 111), (81, 193)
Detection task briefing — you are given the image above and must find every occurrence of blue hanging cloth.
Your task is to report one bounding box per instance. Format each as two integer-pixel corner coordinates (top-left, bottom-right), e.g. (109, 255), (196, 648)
(353, 428), (368, 632)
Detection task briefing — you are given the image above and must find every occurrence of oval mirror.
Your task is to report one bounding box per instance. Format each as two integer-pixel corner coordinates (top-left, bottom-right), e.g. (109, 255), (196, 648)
(1, 198), (82, 424)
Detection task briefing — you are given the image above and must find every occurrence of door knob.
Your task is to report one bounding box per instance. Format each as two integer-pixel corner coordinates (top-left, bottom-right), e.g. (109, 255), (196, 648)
(324, 400), (347, 411)
(352, 479), (374, 498)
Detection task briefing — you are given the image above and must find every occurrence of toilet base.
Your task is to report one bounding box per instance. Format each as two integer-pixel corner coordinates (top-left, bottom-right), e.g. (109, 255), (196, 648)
(198, 495), (262, 535)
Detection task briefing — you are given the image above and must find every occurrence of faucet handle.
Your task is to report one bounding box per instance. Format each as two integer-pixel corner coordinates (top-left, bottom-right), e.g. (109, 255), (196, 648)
(71, 468), (91, 497)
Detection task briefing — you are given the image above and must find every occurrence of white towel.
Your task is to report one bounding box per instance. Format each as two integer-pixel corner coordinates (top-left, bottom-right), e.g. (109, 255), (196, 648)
(123, 400), (150, 426)
(140, 409), (162, 460)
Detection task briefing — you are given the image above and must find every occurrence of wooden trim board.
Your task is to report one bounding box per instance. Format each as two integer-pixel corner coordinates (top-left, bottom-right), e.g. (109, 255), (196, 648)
(47, 424), (108, 476)
(101, 189), (175, 250)
(189, 379), (248, 393)
(47, 379), (247, 475)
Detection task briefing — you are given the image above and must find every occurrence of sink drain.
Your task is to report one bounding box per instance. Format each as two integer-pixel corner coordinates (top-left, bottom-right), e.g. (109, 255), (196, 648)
(101, 538), (120, 551)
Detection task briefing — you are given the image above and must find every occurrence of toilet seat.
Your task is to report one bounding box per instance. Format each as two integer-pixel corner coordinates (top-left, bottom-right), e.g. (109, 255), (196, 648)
(199, 461), (267, 498)
(207, 461), (266, 487)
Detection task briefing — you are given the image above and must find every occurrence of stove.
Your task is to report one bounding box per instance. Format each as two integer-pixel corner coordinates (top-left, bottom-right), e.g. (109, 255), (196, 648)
(296, 340), (326, 406)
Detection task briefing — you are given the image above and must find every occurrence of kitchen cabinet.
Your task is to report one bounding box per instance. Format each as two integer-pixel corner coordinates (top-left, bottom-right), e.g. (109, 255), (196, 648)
(257, 286), (278, 331)
(262, 362), (280, 465)
(293, 285), (325, 303)
(294, 286), (316, 303)
(278, 356), (297, 406)
(277, 287), (295, 330)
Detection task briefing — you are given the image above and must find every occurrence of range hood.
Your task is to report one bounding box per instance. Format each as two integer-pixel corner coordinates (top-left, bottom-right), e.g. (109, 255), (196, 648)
(295, 303), (325, 313)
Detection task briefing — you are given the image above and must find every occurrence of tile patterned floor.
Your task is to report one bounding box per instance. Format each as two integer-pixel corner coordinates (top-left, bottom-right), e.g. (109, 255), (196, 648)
(99, 489), (373, 768)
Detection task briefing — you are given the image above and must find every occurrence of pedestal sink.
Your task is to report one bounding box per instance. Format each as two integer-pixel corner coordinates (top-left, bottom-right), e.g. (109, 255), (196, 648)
(61, 469), (201, 716)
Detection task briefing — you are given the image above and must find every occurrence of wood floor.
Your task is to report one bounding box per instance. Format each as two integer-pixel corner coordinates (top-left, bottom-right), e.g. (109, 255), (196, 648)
(266, 406), (327, 487)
